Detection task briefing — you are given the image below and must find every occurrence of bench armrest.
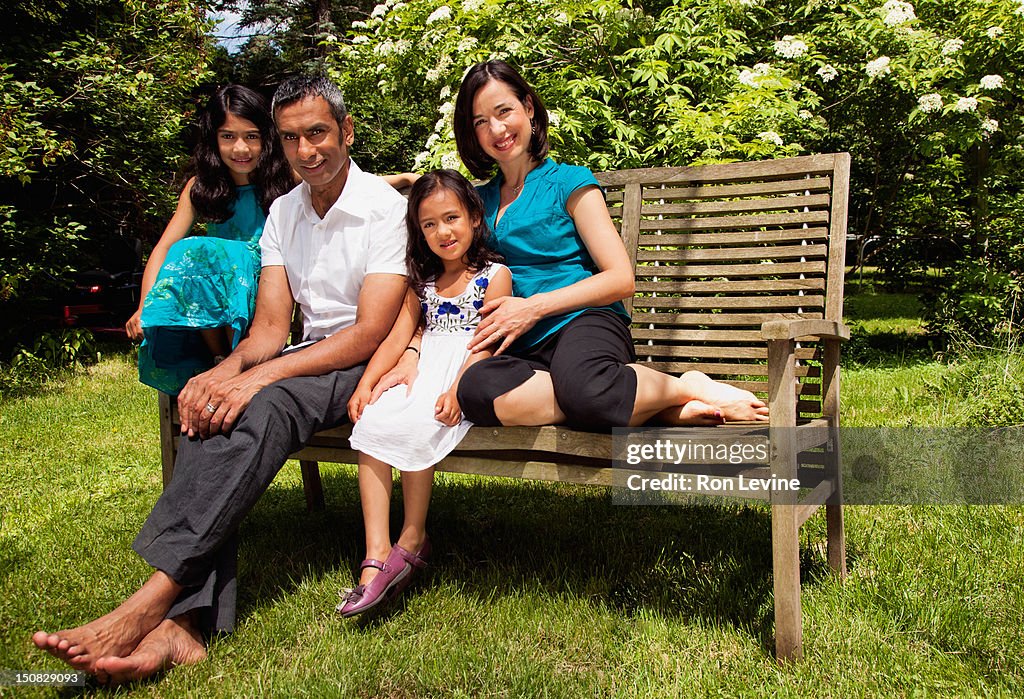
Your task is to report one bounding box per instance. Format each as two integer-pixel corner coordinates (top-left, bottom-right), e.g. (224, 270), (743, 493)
(761, 319), (851, 342)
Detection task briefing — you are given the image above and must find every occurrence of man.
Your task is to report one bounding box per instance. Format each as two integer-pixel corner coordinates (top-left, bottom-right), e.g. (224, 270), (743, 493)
(32, 75), (410, 683)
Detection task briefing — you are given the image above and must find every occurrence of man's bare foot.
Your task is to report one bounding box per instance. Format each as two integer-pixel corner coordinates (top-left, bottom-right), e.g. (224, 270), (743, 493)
(679, 372), (770, 422)
(32, 610), (157, 674)
(656, 399), (725, 426)
(94, 615), (206, 685)
(31, 571), (181, 674)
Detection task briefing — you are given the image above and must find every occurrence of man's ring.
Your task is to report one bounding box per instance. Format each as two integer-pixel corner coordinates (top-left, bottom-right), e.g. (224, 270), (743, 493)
(205, 402), (217, 414)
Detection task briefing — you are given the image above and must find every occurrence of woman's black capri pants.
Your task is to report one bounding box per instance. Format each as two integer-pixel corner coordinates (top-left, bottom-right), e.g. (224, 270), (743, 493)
(457, 308), (638, 430)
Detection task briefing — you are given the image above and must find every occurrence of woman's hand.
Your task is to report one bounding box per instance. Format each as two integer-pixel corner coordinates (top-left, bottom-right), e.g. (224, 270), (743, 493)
(125, 309), (144, 341)
(434, 387), (462, 426)
(467, 296), (541, 355)
(369, 349), (419, 403)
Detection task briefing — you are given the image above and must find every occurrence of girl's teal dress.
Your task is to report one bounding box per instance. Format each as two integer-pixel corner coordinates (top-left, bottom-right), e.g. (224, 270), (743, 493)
(138, 185), (264, 394)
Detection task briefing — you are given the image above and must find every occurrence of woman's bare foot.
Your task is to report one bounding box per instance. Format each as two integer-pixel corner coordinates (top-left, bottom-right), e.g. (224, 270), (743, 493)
(31, 571), (181, 674)
(94, 615), (206, 685)
(679, 372), (769, 422)
(655, 400), (725, 426)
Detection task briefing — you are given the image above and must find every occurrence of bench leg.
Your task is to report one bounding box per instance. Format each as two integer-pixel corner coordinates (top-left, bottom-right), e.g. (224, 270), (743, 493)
(300, 460), (325, 512)
(772, 504), (803, 661)
(158, 392), (177, 488)
(826, 503), (846, 577)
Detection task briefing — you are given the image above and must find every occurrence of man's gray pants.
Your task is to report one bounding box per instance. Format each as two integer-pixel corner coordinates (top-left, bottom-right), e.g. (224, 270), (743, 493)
(132, 367), (363, 633)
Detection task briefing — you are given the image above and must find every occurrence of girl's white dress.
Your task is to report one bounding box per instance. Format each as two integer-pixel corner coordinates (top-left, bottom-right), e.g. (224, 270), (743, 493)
(349, 262), (507, 471)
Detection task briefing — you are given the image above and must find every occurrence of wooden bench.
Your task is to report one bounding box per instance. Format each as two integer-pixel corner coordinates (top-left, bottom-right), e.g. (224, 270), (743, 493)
(158, 152), (851, 661)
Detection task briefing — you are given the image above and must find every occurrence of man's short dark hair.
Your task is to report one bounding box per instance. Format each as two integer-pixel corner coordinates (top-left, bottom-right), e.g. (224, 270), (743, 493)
(272, 75), (348, 127)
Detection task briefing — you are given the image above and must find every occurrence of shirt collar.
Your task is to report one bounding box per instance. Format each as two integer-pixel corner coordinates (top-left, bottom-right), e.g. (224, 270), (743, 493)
(298, 159), (372, 221)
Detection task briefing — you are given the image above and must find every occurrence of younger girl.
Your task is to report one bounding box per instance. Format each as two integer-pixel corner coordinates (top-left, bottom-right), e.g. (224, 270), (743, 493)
(338, 170), (511, 617)
(128, 85), (294, 395)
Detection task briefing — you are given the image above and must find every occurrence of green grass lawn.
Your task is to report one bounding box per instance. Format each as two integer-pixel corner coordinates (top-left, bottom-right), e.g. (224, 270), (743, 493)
(2, 295), (1023, 696)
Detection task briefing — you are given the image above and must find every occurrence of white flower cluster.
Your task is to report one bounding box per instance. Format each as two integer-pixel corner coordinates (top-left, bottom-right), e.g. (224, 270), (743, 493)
(458, 36), (478, 53)
(548, 110), (561, 127)
(371, 4), (387, 18)
(352, 35), (370, 44)
(816, 64), (838, 82)
(881, 0), (916, 26)
(941, 38), (964, 56)
(462, 0), (485, 12)
(979, 74), (1004, 90)
(1016, 0), (1024, 16)
(739, 0), (761, 6)
(738, 62), (773, 87)
(798, 109), (813, 120)
(865, 56), (891, 78)
(773, 35), (808, 59)
(757, 131), (783, 146)
(441, 152), (461, 169)
(414, 151), (430, 169)
(986, 26), (1003, 39)
(953, 96), (978, 113)
(427, 5), (452, 24)
(352, 19), (369, 29)
(917, 93), (942, 113)
(425, 54), (454, 83)
(981, 118), (999, 134)
(439, 85), (452, 100)
(553, 12), (570, 24)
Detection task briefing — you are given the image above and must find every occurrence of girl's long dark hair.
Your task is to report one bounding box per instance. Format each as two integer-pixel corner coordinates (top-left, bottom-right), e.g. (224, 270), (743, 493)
(188, 85), (293, 221)
(406, 170), (504, 296)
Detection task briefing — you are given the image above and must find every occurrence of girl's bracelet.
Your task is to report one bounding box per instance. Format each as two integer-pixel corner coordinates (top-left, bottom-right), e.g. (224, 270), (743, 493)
(405, 346), (419, 355)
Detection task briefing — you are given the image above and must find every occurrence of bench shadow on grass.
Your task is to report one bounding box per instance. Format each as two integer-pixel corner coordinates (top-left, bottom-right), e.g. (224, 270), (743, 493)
(234, 466), (834, 654)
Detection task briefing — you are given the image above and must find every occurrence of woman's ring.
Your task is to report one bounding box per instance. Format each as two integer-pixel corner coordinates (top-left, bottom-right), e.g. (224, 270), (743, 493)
(205, 402), (217, 414)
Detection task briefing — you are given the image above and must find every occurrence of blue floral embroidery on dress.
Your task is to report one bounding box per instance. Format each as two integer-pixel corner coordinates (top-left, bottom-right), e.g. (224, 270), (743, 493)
(421, 264), (500, 334)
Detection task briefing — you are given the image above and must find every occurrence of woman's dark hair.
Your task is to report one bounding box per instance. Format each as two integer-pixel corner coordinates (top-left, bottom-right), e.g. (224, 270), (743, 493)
(454, 61), (549, 180)
(188, 85), (294, 221)
(406, 169), (504, 296)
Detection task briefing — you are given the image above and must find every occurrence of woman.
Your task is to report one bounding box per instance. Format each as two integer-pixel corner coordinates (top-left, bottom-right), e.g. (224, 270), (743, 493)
(451, 60), (769, 428)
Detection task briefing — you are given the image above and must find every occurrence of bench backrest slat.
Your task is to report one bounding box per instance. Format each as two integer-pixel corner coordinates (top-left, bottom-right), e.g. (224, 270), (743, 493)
(597, 153), (850, 419)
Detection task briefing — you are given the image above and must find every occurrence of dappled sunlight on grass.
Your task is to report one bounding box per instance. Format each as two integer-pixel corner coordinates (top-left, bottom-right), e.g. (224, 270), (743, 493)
(1, 350), (1022, 696)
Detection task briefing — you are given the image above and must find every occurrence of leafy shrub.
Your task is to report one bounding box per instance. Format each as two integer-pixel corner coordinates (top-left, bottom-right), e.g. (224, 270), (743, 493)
(925, 350), (1024, 426)
(0, 329), (99, 399)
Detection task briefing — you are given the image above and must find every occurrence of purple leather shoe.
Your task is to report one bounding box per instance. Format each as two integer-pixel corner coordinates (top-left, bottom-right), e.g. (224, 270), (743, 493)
(336, 538), (431, 618)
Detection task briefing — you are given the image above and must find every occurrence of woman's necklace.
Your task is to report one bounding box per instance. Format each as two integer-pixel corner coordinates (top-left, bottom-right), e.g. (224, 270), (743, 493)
(509, 181), (525, 196)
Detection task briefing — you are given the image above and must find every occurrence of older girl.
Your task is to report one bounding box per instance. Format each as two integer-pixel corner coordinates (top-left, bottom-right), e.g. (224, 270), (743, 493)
(129, 85), (294, 394)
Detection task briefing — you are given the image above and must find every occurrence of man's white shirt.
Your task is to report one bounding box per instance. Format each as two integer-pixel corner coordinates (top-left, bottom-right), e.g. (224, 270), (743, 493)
(260, 160), (408, 341)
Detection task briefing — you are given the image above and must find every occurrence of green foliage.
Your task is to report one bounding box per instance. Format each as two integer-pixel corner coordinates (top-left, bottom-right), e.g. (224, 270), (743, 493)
(924, 190), (1024, 344)
(0, 328), (98, 398)
(0, 0), (216, 352)
(925, 349), (1024, 426)
(324, 0), (1023, 346)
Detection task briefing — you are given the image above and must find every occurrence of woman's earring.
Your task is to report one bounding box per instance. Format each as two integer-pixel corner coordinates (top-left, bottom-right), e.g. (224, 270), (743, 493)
(531, 120), (536, 135)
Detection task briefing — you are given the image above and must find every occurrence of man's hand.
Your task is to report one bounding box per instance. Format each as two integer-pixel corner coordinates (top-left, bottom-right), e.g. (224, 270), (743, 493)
(178, 362), (275, 439)
(434, 388), (462, 426)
